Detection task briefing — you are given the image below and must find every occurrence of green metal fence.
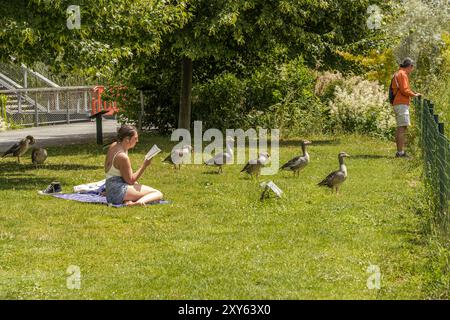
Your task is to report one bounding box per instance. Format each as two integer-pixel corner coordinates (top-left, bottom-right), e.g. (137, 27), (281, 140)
(414, 97), (450, 234)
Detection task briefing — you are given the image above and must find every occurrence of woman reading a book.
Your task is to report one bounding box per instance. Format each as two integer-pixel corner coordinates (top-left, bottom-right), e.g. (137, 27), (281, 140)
(104, 125), (163, 206)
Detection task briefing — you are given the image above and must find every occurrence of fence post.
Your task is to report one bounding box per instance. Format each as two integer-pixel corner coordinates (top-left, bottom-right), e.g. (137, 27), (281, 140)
(35, 92), (39, 127)
(437, 123), (448, 226)
(47, 94), (50, 113)
(17, 92), (22, 113)
(0, 95), (3, 121)
(422, 100), (428, 174)
(139, 90), (144, 132)
(84, 91), (88, 113)
(66, 92), (70, 124)
(76, 92), (80, 114)
(432, 112), (439, 195)
(56, 91), (60, 111)
(417, 97), (424, 150)
(24, 68), (28, 92)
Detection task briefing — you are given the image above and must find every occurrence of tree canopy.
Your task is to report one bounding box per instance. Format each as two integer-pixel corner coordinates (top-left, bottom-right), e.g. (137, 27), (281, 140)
(1, 0), (390, 129)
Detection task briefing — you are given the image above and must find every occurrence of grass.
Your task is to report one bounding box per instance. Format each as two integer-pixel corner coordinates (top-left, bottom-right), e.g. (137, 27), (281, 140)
(0, 133), (436, 299)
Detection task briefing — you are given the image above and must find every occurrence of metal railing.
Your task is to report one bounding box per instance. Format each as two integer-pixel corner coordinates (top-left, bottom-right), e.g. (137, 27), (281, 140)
(0, 86), (120, 127)
(0, 62), (60, 88)
(0, 87), (94, 126)
(414, 97), (450, 234)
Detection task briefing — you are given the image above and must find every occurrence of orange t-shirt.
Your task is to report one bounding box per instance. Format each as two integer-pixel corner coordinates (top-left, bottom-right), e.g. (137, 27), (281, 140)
(392, 68), (416, 106)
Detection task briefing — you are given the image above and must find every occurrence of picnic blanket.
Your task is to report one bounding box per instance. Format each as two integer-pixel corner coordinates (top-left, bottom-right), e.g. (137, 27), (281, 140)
(52, 180), (170, 207)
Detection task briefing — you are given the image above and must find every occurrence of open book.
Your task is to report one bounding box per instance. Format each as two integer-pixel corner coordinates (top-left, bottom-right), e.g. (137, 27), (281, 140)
(145, 144), (162, 160)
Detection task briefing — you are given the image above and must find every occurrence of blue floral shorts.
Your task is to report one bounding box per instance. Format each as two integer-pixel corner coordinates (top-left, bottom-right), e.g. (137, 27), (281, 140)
(106, 176), (129, 205)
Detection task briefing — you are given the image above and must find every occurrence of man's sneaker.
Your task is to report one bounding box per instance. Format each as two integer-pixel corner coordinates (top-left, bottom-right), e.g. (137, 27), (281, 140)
(395, 151), (411, 158)
(38, 182), (62, 195)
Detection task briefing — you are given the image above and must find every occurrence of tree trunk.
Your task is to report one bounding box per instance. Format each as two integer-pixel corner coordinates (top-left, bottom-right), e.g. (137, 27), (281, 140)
(178, 57), (193, 130)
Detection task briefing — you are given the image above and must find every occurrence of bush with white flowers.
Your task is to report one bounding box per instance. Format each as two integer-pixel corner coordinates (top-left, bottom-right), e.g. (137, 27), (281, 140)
(328, 76), (396, 138)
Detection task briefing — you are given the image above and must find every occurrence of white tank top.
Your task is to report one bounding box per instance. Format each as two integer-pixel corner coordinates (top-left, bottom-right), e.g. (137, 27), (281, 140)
(105, 151), (125, 179)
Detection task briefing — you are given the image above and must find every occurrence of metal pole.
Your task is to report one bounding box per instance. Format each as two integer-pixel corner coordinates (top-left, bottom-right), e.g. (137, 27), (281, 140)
(0, 96), (3, 120)
(17, 92), (22, 113)
(76, 92), (80, 114)
(139, 90), (144, 132)
(66, 92), (70, 124)
(433, 114), (439, 125)
(437, 123), (447, 216)
(84, 91), (88, 112)
(96, 114), (103, 145)
(35, 92), (38, 127)
(24, 68), (28, 97)
(56, 91), (60, 111)
(438, 123), (445, 135)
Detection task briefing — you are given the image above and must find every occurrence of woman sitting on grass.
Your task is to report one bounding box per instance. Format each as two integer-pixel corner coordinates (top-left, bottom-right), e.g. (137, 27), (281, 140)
(104, 125), (163, 206)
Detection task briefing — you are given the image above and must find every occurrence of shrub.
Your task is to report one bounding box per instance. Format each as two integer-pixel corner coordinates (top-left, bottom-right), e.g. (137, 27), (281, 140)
(192, 72), (247, 130)
(327, 76), (395, 138)
(428, 33), (450, 138)
(0, 94), (9, 131)
(314, 71), (343, 99)
(192, 57), (323, 137)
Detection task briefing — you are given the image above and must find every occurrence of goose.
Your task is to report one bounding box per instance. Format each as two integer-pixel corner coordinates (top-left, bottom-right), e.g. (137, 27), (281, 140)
(162, 145), (192, 169)
(1, 135), (35, 163)
(204, 136), (234, 174)
(318, 152), (350, 194)
(241, 152), (271, 178)
(280, 140), (312, 176)
(31, 147), (48, 168)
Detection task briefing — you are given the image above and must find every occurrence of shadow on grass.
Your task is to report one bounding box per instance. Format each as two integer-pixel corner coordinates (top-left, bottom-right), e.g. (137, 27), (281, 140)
(0, 145), (105, 159)
(0, 176), (60, 190)
(46, 137), (178, 158)
(0, 163), (102, 172)
(351, 154), (392, 160)
(312, 139), (341, 146)
(279, 139), (341, 147)
(42, 144), (106, 157)
(392, 226), (428, 247)
(202, 171), (221, 175)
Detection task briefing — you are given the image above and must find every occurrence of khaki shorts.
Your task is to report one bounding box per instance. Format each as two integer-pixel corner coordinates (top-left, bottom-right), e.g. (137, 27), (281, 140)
(393, 104), (411, 127)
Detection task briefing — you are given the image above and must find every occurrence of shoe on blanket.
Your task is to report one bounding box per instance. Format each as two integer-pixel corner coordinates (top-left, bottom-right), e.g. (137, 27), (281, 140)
(38, 182), (62, 195)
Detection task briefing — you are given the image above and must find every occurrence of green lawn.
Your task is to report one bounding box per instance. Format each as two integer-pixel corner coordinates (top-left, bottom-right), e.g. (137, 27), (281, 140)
(0, 134), (431, 299)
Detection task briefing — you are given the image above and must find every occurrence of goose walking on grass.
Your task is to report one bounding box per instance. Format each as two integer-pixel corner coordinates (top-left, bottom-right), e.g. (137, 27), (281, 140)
(318, 152), (350, 194)
(31, 147), (48, 168)
(1, 135), (35, 163)
(241, 152), (270, 179)
(204, 136), (235, 174)
(162, 145), (192, 170)
(280, 140), (312, 176)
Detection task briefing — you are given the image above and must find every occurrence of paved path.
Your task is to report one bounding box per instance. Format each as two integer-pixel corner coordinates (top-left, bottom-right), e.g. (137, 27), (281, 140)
(0, 120), (119, 152)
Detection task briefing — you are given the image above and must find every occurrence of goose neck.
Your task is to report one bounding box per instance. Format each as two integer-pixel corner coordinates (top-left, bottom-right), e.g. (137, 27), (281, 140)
(301, 143), (306, 156)
(226, 141), (233, 154)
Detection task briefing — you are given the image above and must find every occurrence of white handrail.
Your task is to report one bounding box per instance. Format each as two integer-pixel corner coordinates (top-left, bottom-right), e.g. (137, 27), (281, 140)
(21, 64), (60, 88)
(0, 72), (23, 89)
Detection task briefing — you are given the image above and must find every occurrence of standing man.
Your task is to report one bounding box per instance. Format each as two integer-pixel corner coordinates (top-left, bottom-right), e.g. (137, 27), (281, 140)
(392, 58), (421, 158)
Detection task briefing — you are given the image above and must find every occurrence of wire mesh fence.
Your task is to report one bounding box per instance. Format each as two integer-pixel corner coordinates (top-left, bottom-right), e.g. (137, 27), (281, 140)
(0, 87), (93, 126)
(0, 61), (92, 88)
(414, 97), (450, 235)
